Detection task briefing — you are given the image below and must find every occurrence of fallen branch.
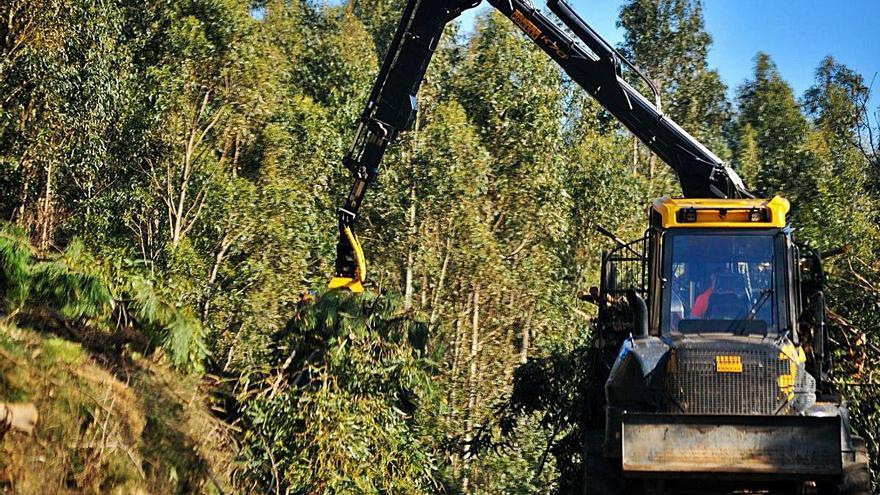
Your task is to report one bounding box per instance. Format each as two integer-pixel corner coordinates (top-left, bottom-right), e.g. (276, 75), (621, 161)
(827, 308), (880, 355)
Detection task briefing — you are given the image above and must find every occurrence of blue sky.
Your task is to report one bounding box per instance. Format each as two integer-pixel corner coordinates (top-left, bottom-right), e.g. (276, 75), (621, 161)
(458, 0), (880, 110)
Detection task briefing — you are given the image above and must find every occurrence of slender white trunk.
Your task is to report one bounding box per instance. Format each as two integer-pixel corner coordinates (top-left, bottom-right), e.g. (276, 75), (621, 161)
(632, 137), (639, 174)
(462, 283), (481, 494)
(38, 161), (53, 250)
(520, 307), (533, 364)
(429, 236), (452, 331)
(404, 181), (416, 309)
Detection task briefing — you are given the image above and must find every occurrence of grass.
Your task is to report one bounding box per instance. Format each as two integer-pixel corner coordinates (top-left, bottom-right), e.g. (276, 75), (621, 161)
(0, 322), (236, 494)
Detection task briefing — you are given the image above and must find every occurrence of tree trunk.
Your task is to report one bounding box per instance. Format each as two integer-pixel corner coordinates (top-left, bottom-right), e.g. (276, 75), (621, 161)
(201, 233), (234, 320)
(420, 271), (428, 307)
(404, 180), (416, 309)
(232, 131), (241, 177)
(632, 137), (639, 174)
(0, 403), (37, 435)
(462, 282), (481, 494)
(447, 290), (470, 485)
(429, 236), (452, 331)
(168, 91), (220, 249)
(403, 117), (421, 309)
(171, 130), (193, 248)
(447, 289), (471, 418)
(38, 161), (53, 251)
(16, 161), (31, 228)
(520, 306), (533, 364)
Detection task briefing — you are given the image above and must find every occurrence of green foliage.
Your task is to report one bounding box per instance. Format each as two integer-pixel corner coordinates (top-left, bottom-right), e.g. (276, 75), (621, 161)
(29, 241), (112, 320)
(733, 123), (761, 188)
(124, 274), (207, 371)
(619, 0), (731, 160)
(468, 416), (560, 494)
(293, 7), (378, 127)
(495, 325), (602, 495)
(0, 225), (32, 311)
(733, 53), (811, 197)
(350, 0), (408, 56)
(1, 1), (878, 492)
(238, 291), (441, 494)
(0, 0), (135, 249)
(0, 224), (110, 319)
(566, 98), (651, 283)
(0, 222), (204, 371)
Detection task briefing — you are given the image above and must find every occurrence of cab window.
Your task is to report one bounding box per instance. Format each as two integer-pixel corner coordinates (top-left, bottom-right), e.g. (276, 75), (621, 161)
(662, 232), (778, 336)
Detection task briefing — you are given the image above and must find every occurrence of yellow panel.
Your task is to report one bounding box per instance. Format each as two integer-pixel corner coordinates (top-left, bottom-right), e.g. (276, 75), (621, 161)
(715, 355), (743, 373)
(652, 195), (789, 229)
(328, 276), (364, 293)
(328, 226), (367, 293)
(777, 343), (804, 400)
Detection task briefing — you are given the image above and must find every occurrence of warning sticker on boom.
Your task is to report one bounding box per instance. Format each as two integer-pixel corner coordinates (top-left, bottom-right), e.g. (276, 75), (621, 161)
(511, 10), (541, 40)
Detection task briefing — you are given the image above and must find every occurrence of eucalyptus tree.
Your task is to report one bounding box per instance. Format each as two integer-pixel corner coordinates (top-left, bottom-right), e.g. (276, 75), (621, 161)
(801, 58), (880, 482)
(238, 291), (442, 494)
(732, 53), (811, 198)
(349, 0), (409, 57)
(448, 11), (576, 489)
(796, 57), (878, 252)
(618, 0), (730, 187)
(0, 0), (135, 251)
(204, 3), (381, 376)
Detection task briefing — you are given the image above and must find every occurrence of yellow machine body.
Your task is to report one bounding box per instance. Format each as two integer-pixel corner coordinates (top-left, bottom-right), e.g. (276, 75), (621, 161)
(651, 195), (790, 229)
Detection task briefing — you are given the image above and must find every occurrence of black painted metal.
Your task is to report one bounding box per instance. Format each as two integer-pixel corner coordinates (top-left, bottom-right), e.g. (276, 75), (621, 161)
(656, 340), (794, 415)
(334, 0), (754, 278)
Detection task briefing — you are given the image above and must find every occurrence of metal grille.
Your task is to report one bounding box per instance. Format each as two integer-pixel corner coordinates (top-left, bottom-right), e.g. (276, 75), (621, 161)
(599, 234), (647, 334)
(658, 342), (793, 415)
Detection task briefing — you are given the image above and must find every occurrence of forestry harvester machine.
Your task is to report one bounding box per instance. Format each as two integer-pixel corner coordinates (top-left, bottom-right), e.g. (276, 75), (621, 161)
(326, 0), (872, 492)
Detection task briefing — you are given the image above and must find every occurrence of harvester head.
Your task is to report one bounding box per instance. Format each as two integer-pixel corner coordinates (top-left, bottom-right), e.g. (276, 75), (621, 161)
(328, 225), (366, 293)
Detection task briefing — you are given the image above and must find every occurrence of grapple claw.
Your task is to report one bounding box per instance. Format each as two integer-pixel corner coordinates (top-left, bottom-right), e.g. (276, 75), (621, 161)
(328, 226), (366, 293)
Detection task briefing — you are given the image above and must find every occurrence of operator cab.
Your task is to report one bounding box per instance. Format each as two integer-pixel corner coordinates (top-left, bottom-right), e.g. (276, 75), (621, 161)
(648, 196), (794, 339)
(598, 196), (796, 340)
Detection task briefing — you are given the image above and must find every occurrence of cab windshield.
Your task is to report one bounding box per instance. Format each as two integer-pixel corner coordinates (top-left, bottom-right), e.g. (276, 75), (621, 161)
(662, 231), (779, 336)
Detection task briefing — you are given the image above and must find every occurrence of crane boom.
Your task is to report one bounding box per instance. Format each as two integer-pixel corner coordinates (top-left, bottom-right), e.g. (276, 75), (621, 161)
(329, 0), (752, 292)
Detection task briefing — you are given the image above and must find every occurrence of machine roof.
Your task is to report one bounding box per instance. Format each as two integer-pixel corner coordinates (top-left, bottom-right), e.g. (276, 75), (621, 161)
(651, 196), (790, 229)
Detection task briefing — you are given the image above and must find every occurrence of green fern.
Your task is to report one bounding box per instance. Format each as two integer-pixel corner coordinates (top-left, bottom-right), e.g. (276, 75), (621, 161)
(0, 225), (33, 313)
(126, 275), (207, 371)
(29, 240), (112, 320)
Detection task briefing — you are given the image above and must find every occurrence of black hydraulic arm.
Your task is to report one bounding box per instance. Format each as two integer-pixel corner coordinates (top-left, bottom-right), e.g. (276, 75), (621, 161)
(329, 0), (477, 291)
(330, 0), (753, 291)
(486, 0), (751, 199)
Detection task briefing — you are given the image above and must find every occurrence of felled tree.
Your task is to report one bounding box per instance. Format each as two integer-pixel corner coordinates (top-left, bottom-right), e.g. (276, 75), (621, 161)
(0, 223), (204, 371)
